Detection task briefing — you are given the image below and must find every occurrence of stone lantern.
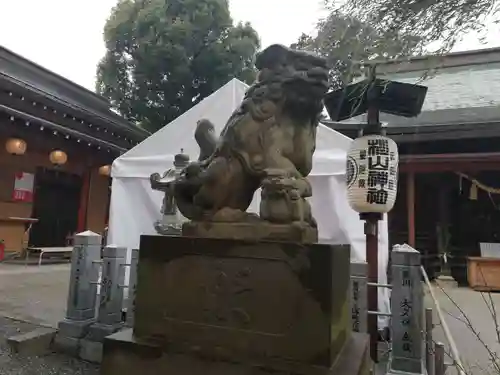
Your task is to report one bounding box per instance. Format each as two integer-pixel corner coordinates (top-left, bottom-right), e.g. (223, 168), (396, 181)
(149, 149), (190, 235)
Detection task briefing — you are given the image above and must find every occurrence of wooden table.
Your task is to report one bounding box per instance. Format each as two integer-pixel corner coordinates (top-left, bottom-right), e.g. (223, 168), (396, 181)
(468, 256), (500, 292)
(0, 217), (38, 254)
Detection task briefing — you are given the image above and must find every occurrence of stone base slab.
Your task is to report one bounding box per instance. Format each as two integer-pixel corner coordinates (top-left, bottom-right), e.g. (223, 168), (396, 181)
(101, 329), (371, 375)
(58, 318), (95, 339)
(7, 327), (57, 356)
(87, 322), (123, 342)
(53, 334), (80, 356)
(54, 321), (124, 363)
(79, 339), (103, 363)
(387, 358), (427, 375)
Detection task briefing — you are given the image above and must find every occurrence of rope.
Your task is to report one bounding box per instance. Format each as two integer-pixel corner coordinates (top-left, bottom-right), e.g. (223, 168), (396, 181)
(456, 172), (500, 195)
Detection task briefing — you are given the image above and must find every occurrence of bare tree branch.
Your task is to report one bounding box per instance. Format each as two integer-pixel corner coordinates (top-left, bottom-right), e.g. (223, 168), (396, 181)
(324, 0), (499, 53)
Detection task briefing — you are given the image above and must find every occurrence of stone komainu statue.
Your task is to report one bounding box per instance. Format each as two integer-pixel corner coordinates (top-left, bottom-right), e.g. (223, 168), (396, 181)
(173, 44), (329, 226)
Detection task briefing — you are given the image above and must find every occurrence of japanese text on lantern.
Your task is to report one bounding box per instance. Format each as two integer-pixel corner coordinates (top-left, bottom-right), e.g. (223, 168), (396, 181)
(358, 139), (397, 205)
(400, 268), (413, 354)
(351, 280), (360, 332)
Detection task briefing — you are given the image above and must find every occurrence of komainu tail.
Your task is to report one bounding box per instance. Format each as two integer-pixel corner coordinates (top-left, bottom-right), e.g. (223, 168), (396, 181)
(194, 119), (217, 161)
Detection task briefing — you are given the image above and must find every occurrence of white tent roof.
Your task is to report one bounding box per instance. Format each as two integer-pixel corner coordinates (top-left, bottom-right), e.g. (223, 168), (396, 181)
(112, 78), (352, 178)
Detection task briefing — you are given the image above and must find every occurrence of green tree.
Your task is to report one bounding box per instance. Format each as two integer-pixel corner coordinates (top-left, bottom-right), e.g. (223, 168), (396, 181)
(324, 0), (497, 53)
(96, 0), (260, 132)
(291, 11), (419, 90)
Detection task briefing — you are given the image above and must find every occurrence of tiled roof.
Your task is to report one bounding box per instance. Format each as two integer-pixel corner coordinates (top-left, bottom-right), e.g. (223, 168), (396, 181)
(378, 61), (500, 126)
(390, 63), (500, 110)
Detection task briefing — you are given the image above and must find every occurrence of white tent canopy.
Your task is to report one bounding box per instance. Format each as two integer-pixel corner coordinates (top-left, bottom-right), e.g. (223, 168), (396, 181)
(108, 78), (390, 327)
(112, 78), (352, 179)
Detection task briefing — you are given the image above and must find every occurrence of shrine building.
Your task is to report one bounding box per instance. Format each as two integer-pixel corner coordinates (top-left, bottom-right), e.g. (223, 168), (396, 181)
(324, 47), (500, 286)
(0, 46), (149, 254)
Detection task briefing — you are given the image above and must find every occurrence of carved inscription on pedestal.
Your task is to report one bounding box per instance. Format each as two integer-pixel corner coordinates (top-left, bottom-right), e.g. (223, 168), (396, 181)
(160, 256), (300, 335)
(198, 261), (253, 327)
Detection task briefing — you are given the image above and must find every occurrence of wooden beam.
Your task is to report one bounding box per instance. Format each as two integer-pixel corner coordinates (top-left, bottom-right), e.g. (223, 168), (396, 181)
(0, 90), (140, 148)
(407, 172), (416, 247)
(400, 161), (500, 173)
(0, 105), (126, 153)
(400, 151), (500, 162)
(77, 170), (91, 232)
(392, 127), (500, 143)
(104, 178), (111, 226)
(399, 152), (500, 173)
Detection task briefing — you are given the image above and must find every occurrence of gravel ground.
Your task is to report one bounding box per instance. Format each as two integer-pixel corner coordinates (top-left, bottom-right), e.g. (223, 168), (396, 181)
(0, 316), (98, 375)
(0, 264), (98, 373)
(0, 263), (70, 327)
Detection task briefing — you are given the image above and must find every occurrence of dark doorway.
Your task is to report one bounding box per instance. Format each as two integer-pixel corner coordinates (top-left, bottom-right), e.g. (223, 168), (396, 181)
(30, 167), (82, 247)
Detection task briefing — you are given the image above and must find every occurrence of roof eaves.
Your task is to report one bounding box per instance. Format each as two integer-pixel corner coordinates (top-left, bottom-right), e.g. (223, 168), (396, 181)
(0, 72), (148, 140)
(0, 104), (127, 154)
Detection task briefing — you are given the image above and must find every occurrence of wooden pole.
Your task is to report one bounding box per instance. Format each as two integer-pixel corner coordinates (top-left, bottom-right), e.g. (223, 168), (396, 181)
(425, 308), (435, 375)
(364, 65), (381, 362)
(77, 169), (91, 232)
(407, 171), (415, 247)
(104, 177), (111, 226)
(365, 217), (379, 361)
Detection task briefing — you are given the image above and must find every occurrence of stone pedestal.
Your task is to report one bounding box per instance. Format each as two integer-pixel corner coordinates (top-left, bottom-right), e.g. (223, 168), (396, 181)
(101, 235), (371, 374)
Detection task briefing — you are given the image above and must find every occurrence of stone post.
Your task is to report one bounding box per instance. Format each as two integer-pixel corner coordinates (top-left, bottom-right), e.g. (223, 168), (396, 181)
(350, 261), (368, 333)
(80, 244), (127, 363)
(389, 244), (425, 374)
(55, 231), (102, 353)
(88, 245), (127, 337)
(125, 249), (139, 327)
(434, 342), (445, 375)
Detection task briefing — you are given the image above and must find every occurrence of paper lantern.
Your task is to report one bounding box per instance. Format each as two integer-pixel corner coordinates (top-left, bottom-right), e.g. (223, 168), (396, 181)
(49, 150), (68, 166)
(98, 165), (111, 176)
(346, 135), (399, 213)
(5, 138), (27, 155)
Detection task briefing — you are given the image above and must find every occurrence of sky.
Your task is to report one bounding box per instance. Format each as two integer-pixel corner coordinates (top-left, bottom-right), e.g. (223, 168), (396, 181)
(0, 0), (499, 92)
